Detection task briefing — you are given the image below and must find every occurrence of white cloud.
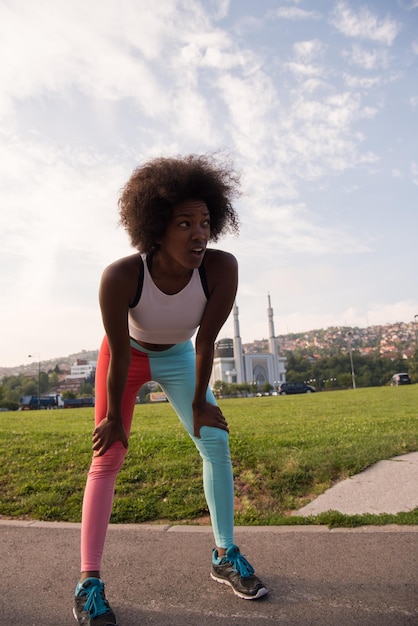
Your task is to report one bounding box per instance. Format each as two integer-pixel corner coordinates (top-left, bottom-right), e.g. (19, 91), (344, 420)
(343, 74), (381, 89)
(217, 70), (279, 153)
(398, 0), (418, 9)
(286, 39), (326, 81)
(210, 0), (230, 21)
(270, 7), (321, 21)
(344, 44), (390, 69)
(285, 61), (325, 79)
(293, 39), (325, 62)
(331, 1), (402, 45)
(250, 202), (371, 255)
(0, 1), (178, 121)
(297, 78), (330, 93)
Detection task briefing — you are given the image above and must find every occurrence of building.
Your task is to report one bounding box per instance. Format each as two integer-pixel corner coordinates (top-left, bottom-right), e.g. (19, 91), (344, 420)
(56, 359), (96, 394)
(70, 359), (96, 378)
(210, 296), (287, 390)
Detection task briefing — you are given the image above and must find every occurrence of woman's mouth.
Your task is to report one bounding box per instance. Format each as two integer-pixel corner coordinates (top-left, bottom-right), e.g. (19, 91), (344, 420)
(191, 246), (205, 257)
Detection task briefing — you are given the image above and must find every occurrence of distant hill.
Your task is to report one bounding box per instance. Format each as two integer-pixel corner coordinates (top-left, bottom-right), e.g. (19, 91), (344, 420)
(1, 320), (417, 378)
(0, 349), (99, 378)
(244, 320), (416, 358)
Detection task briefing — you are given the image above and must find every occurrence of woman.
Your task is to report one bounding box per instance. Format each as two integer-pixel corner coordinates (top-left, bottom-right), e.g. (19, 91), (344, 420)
(73, 154), (268, 626)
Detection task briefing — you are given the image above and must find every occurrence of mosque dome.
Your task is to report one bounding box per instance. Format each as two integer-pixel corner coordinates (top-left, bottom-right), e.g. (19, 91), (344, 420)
(214, 338), (234, 358)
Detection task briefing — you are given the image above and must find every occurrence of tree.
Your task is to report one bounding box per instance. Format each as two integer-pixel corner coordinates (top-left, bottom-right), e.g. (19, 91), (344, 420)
(48, 371), (60, 387)
(80, 382), (94, 396)
(213, 380), (228, 398)
(62, 391), (77, 399)
(39, 371), (49, 394)
(408, 349), (418, 383)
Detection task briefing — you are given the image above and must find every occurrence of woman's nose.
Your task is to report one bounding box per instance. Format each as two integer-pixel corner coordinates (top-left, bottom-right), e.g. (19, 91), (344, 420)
(191, 224), (206, 239)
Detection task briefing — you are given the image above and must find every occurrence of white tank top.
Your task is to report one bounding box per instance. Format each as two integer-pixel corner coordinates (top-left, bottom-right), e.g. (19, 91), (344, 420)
(128, 254), (208, 344)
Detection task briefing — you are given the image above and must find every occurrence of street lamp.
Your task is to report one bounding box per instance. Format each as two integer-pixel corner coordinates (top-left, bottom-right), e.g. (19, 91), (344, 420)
(28, 353), (41, 409)
(346, 332), (356, 389)
(414, 315), (418, 350)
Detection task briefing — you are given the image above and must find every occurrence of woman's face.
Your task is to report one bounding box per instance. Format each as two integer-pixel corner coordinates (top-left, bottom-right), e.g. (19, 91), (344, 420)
(158, 199), (210, 270)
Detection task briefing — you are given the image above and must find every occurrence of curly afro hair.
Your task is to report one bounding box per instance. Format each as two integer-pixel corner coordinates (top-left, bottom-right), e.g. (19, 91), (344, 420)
(118, 154), (240, 253)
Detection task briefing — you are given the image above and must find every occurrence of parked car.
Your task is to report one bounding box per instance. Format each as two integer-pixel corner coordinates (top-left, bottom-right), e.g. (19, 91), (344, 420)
(390, 373), (411, 386)
(278, 382), (316, 395)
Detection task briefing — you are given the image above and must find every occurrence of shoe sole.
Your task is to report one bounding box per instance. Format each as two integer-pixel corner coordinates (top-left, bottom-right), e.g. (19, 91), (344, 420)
(73, 606), (119, 625)
(210, 572), (269, 600)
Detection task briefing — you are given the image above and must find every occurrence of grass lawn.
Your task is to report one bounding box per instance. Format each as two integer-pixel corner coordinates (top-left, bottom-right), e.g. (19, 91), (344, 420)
(1, 385), (418, 528)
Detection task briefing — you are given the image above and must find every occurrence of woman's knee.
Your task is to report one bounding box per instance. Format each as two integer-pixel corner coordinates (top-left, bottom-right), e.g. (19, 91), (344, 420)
(88, 442), (128, 477)
(194, 426), (231, 461)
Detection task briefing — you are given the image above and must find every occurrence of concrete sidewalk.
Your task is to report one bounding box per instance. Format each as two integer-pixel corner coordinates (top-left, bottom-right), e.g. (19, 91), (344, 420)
(1, 521), (417, 625)
(294, 451), (418, 517)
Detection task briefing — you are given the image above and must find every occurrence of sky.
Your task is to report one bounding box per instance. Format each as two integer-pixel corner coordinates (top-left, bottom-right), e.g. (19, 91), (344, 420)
(1, 0), (417, 368)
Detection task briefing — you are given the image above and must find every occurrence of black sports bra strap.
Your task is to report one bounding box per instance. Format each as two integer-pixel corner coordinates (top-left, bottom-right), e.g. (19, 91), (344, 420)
(198, 262), (210, 299)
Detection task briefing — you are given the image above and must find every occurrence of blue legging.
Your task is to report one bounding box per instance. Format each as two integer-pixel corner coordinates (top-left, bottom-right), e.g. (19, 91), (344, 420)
(81, 336), (234, 571)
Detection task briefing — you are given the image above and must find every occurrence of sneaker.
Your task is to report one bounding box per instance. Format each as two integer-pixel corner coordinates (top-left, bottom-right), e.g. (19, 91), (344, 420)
(211, 545), (268, 600)
(73, 578), (118, 625)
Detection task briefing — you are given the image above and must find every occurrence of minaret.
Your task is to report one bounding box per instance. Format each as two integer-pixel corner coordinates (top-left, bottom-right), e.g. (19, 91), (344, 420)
(233, 302), (244, 383)
(267, 294), (280, 385)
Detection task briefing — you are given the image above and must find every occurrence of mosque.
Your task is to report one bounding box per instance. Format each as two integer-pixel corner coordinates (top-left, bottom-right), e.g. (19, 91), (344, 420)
(210, 295), (287, 390)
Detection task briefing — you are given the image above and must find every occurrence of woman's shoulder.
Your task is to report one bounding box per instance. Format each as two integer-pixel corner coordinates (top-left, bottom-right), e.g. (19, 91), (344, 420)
(103, 253), (142, 275)
(100, 253), (142, 294)
(202, 249), (237, 295)
(203, 248), (237, 270)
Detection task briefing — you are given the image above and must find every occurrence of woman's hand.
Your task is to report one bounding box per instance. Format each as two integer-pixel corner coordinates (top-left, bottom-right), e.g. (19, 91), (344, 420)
(193, 402), (229, 438)
(92, 417), (129, 456)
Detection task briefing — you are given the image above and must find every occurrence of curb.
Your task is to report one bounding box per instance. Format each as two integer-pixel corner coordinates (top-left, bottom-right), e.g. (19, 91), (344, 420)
(1, 519), (417, 533)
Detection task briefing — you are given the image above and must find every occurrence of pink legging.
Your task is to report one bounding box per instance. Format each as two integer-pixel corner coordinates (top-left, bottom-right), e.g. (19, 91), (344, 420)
(80, 336), (234, 571)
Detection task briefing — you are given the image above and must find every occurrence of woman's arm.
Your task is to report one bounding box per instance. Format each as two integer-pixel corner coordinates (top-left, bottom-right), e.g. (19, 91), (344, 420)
(192, 249), (238, 437)
(92, 256), (138, 456)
